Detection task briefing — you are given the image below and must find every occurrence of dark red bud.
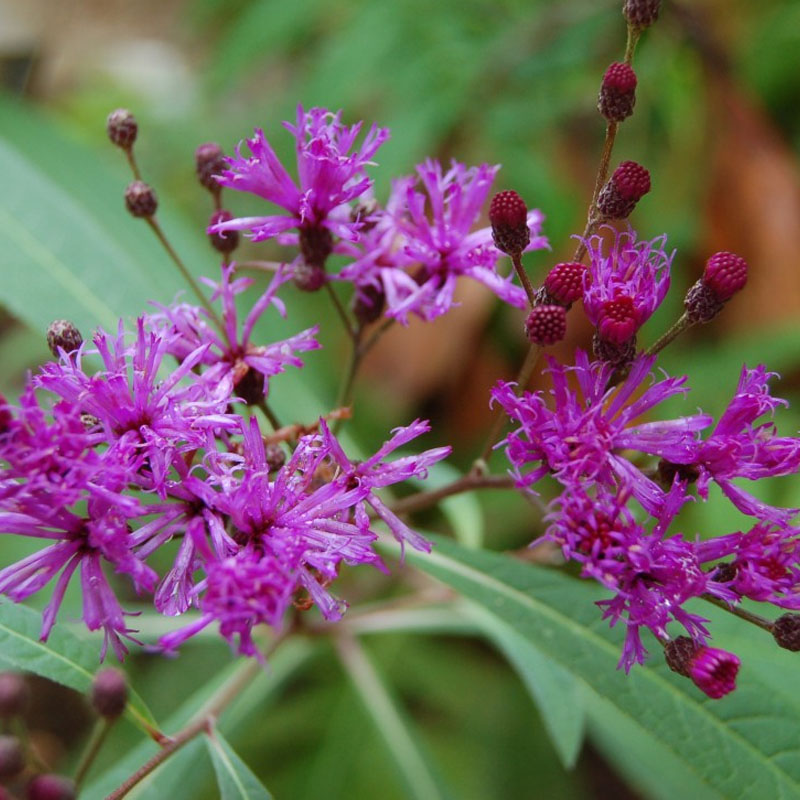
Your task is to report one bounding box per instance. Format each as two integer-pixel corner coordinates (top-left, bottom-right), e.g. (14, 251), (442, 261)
(106, 109), (138, 149)
(489, 191), (530, 255)
(124, 181), (157, 218)
(90, 668), (128, 718)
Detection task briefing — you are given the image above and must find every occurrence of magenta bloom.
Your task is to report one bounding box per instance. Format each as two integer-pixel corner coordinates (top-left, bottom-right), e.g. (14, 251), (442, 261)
(353, 159), (547, 323)
(0, 484), (154, 660)
(208, 106), (389, 245)
(159, 416), (446, 656)
(582, 228), (672, 345)
(35, 320), (237, 494)
(492, 350), (711, 515)
(320, 418), (451, 553)
(693, 365), (800, 522)
(150, 264), (320, 404)
(544, 483), (731, 671)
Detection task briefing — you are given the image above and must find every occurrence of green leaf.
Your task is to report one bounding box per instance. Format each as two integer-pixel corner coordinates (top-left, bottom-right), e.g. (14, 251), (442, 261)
(336, 635), (454, 800)
(207, 730), (273, 800)
(0, 94), (214, 335)
(465, 602), (585, 769)
(82, 639), (315, 800)
(0, 602), (156, 732)
(394, 535), (800, 800)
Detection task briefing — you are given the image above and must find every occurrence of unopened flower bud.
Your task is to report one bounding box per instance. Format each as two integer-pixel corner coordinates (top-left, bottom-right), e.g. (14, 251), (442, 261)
(264, 443), (286, 473)
(684, 253), (747, 324)
(0, 735), (24, 779)
(597, 295), (639, 345)
(489, 191), (530, 255)
(525, 304), (567, 346)
(195, 142), (226, 193)
(207, 210), (239, 254)
(702, 252), (748, 302)
(46, 320), (83, 357)
(351, 284), (386, 326)
(598, 62), (638, 122)
(772, 613), (800, 652)
(0, 394), (12, 436)
(596, 161), (651, 219)
(0, 673), (29, 718)
(106, 109), (138, 149)
(26, 774), (76, 800)
(124, 181), (157, 218)
(293, 262), (327, 292)
(664, 636), (740, 699)
(623, 0), (661, 29)
(542, 262), (586, 306)
(90, 668), (127, 719)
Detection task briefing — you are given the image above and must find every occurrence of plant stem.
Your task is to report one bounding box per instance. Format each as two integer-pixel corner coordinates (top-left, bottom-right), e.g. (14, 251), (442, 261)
(74, 718), (114, 789)
(700, 594), (775, 633)
(389, 473), (514, 516)
(333, 317), (396, 434)
(645, 311), (693, 356)
(624, 24), (641, 65)
(256, 398), (282, 432)
(144, 217), (226, 336)
(473, 343), (542, 471)
(510, 251), (537, 307)
(124, 148), (141, 181)
(324, 282), (357, 341)
(106, 631), (289, 800)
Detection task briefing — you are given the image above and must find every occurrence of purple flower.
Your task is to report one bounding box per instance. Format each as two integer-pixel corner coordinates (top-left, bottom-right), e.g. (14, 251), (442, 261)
(35, 320), (237, 495)
(346, 159), (547, 323)
(492, 350), (711, 515)
(544, 483), (726, 671)
(0, 485), (154, 660)
(158, 416), (448, 656)
(698, 523), (800, 609)
(320, 418), (451, 553)
(208, 106), (389, 246)
(150, 264), (320, 404)
(693, 365), (800, 522)
(582, 228), (672, 346)
(687, 646), (740, 699)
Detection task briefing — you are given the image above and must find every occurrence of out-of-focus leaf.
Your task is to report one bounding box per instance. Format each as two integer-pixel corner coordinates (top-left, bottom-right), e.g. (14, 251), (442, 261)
(393, 535), (800, 800)
(466, 602), (585, 768)
(83, 638), (315, 800)
(336, 635), (455, 800)
(207, 731), (273, 800)
(0, 602), (156, 732)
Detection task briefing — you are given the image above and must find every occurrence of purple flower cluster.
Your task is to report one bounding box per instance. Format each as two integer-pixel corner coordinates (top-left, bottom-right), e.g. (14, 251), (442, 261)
(209, 106), (548, 321)
(493, 226), (800, 691)
(0, 261), (449, 659)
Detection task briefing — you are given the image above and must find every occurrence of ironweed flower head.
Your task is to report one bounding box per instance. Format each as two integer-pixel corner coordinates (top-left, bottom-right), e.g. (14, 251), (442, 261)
(208, 106), (389, 247)
(492, 350), (711, 515)
(582, 228), (672, 349)
(361, 159), (547, 323)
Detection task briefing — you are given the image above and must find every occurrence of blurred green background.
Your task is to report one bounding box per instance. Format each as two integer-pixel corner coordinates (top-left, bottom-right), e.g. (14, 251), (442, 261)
(1, 0), (800, 797)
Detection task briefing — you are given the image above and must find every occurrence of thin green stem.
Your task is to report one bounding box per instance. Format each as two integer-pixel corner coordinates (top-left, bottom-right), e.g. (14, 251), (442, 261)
(124, 148), (141, 181)
(645, 311), (693, 356)
(107, 630), (290, 800)
(700, 594), (774, 633)
(74, 717), (114, 789)
(144, 217), (226, 336)
(333, 317), (396, 433)
(511, 252), (538, 307)
(325, 282), (357, 341)
(624, 24), (641, 64)
(256, 398), (282, 432)
(473, 343), (542, 471)
(389, 473), (514, 516)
